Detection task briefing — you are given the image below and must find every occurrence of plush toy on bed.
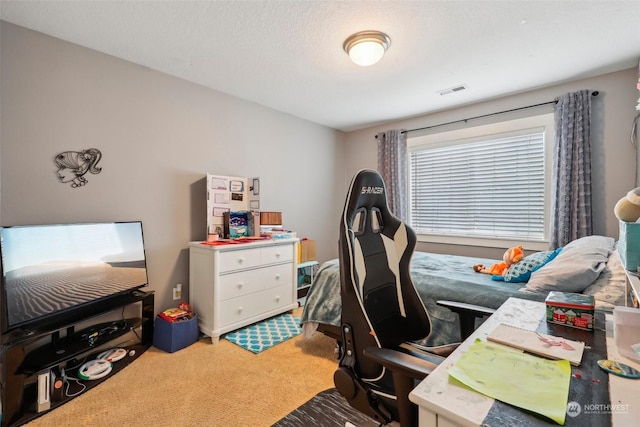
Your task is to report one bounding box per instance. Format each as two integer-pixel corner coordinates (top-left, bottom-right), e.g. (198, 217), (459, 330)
(474, 245), (563, 283)
(473, 245), (524, 276)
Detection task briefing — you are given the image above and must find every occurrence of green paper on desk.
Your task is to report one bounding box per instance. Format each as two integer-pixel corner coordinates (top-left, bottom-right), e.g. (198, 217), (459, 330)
(448, 339), (571, 425)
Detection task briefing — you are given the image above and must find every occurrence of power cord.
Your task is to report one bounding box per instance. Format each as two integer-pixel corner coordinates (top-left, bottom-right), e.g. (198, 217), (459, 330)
(63, 377), (87, 398)
(58, 368), (85, 398)
(118, 307), (142, 341)
(129, 324), (142, 342)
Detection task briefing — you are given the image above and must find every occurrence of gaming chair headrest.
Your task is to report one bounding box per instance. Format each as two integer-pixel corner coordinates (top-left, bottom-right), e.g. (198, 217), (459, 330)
(346, 169), (387, 209)
(342, 169), (396, 235)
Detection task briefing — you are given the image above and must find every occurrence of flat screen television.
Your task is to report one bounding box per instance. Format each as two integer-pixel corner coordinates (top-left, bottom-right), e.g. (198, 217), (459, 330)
(0, 221), (149, 334)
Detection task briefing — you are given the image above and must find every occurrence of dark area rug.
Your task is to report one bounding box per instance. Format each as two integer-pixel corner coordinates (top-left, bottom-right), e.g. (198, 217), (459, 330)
(272, 387), (399, 427)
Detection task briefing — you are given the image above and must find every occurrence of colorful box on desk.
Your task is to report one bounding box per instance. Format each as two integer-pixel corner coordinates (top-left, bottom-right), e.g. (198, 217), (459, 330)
(223, 211), (254, 239)
(618, 220), (640, 271)
(153, 314), (200, 353)
(545, 291), (595, 331)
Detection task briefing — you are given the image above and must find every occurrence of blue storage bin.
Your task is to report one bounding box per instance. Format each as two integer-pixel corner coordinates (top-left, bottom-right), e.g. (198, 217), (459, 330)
(153, 314), (199, 353)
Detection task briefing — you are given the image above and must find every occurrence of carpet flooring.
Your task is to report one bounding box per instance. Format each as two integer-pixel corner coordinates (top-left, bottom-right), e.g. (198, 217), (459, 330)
(24, 307), (338, 426)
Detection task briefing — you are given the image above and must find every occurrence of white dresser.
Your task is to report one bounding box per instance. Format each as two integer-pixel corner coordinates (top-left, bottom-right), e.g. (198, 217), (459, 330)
(189, 239), (299, 343)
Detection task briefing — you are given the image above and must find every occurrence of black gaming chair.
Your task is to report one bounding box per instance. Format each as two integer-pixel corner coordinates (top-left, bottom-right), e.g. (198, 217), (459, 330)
(333, 169), (493, 427)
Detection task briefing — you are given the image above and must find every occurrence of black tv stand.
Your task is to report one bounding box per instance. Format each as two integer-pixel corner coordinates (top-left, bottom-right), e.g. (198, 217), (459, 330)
(18, 318), (141, 375)
(0, 291), (154, 427)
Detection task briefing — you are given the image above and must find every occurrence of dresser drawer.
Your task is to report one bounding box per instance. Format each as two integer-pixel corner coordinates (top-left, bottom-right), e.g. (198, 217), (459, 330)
(218, 247), (261, 272)
(262, 263), (293, 289)
(218, 263), (293, 301)
(219, 283), (294, 328)
(218, 268), (264, 301)
(261, 244), (294, 264)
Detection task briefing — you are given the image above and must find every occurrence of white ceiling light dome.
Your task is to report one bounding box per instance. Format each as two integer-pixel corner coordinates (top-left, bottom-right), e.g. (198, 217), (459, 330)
(343, 31), (391, 67)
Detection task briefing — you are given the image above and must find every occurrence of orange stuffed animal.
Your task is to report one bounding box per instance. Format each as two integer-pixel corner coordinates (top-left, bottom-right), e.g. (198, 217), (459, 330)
(473, 245), (524, 276)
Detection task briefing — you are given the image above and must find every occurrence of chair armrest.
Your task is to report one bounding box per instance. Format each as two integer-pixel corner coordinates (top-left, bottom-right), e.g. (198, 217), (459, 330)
(404, 342), (458, 358)
(363, 346), (438, 381)
(436, 300), (496, 317)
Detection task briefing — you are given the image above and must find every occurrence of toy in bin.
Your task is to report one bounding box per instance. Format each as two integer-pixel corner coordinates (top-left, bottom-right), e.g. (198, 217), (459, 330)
(154, 302), (199, 353)
(158, 302), (194, 323)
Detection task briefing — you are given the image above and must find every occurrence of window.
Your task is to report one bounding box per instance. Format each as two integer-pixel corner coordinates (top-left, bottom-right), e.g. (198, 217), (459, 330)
(408, 114), (553, 249)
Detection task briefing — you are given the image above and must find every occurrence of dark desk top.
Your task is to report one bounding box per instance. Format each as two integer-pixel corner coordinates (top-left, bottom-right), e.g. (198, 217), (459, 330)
(483, 311), (610, 426)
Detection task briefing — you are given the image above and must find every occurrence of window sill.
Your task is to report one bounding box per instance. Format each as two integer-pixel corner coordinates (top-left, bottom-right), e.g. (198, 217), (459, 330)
(416, 233), (550, 252)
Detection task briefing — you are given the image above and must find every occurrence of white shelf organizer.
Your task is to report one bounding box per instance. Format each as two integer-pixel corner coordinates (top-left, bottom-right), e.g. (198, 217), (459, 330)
(297, 260), (319, 301)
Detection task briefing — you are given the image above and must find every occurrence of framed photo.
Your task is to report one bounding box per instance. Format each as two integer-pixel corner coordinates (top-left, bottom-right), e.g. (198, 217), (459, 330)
(213, 207), (229, 217)
(229, 180), (244, 192)
(214, 192), (230, 204)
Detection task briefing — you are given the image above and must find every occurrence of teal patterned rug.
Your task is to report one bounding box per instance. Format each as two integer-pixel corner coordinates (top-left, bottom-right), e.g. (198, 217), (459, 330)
(223, 313), (302, 354)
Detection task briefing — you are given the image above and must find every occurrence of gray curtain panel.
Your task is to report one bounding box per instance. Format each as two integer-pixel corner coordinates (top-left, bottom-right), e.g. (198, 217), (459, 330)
(550, 90), (593, 249)
(376, 129), (408, 221)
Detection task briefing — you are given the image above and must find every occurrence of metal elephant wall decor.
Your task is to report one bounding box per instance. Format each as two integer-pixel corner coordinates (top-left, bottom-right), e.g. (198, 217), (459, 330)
(54, 148), (103, 188)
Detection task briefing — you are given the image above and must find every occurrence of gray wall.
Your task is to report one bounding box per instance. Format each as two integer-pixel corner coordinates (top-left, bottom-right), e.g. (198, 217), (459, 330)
(2, 21), (637, 313)
(343, 67), (639, 259)
(0, 22), (346, 313)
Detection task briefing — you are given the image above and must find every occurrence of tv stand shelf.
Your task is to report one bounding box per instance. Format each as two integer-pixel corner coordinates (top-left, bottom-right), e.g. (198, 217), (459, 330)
(2, 290), (153, 347)
(17, 342), (147, 427)
(0, 291), (154, 427)
(18, 318), (143, 375)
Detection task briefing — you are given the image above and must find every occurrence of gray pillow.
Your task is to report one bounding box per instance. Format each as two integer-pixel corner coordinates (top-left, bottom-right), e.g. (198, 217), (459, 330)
(525, 236), (615, 294)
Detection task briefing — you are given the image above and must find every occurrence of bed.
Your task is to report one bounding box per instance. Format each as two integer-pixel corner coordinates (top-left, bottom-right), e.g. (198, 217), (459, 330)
(300, 235), (627, 346)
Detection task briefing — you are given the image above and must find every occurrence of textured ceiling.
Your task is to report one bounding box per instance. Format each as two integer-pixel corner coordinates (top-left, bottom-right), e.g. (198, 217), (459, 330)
(1, 0), (639, 131)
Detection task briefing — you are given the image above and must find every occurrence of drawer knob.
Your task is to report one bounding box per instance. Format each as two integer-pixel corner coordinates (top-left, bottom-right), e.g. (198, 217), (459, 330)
(237, 306), (243, 313)
(275, 274), (281, 280)
(236, 282), (244, 289)
(237, 257), (244, 264)
(275, 296), (281, 302)
(275, 252), (281, 258)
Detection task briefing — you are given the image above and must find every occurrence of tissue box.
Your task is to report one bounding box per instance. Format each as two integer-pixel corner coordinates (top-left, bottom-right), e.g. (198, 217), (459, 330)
(545, 291), (595, 330)
(153, 314), (200, 353)
(614, 306), (640, 362)
(618, 220), (640, 271)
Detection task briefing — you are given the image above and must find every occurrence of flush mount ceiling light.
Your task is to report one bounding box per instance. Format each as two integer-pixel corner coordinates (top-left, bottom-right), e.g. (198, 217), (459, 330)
(343, 31), (391, 67)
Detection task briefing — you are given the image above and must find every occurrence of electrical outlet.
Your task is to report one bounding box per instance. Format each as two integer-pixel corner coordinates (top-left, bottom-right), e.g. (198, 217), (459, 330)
(172, 283), (182, 301)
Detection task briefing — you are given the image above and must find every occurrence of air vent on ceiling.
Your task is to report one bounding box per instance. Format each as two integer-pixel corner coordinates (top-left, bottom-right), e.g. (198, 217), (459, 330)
(438, 84), (468, 96)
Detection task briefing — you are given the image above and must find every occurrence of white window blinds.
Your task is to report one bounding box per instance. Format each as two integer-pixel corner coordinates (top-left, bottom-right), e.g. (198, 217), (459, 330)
(409, 130), (545, 241)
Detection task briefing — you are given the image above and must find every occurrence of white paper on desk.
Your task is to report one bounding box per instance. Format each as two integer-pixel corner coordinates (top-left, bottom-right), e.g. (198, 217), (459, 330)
(486, 323), (585, 366)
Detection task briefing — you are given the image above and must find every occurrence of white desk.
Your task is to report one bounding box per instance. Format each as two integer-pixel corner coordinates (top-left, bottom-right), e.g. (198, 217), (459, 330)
(409, 297), (640, 427)
(604, 313), (640, 427)
(623, 269), (640, 307)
